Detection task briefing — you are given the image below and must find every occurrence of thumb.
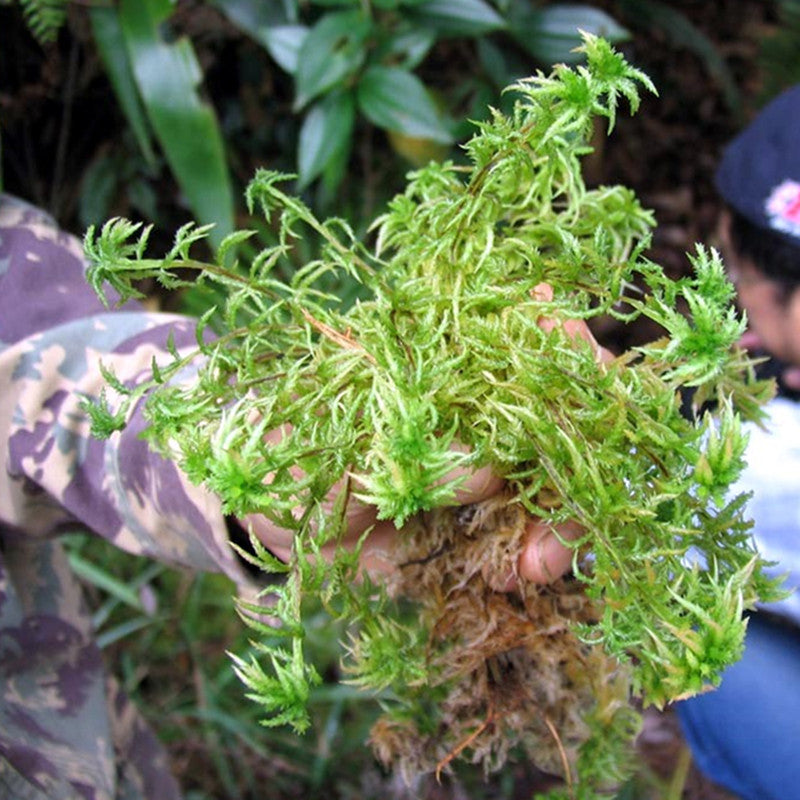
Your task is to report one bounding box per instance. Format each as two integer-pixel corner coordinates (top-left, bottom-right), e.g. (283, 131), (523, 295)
(517, 519), (582, 584)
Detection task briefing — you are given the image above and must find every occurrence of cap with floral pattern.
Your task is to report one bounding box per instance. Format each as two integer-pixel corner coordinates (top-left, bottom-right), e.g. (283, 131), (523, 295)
(716, 84), (800, 243)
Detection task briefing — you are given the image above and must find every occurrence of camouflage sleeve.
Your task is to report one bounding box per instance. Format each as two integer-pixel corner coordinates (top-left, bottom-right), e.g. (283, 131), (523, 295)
(0, 194), (257, 799)
(0, 194), (254, 585)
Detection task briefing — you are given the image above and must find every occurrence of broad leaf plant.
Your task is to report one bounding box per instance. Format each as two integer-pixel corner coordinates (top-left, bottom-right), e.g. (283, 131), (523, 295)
(84, 35), (783, 797)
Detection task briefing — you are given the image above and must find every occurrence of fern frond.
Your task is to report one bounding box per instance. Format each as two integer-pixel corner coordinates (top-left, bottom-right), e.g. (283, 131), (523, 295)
(20, 0), (68, 44)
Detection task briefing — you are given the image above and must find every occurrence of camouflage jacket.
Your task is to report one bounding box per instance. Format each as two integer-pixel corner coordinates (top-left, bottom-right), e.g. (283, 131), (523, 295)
(0, 195), (256, 800)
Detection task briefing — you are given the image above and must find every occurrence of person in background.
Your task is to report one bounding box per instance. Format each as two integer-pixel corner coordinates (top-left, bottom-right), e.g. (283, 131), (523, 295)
(675, 84), (800, 800)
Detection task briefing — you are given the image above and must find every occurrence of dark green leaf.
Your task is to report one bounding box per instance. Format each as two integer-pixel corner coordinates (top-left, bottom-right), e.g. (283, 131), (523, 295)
(320, 134), (353, 197)
(78, 153), (120, 229)
(119, 0), (234, 247)
(263, 25), (309, 74)
(511, 4), (630, 66)
(206, 0), (307, 74)
(207, 0), (289, 29)
(19, 0), (67, 43)
(357, 66), (453, 142)
(298, 91), (356, 189)
(89, 6), (156, 166)
(128, 179), (159, 222)
(477, 36), (511, 89)
(408, 0), (505, 36)
(294, 10), (371, 109)
(377, 25), (437, 69)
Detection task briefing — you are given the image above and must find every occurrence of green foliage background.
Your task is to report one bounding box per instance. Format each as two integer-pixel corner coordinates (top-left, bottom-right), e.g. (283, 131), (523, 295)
(6, 0), (630, 243)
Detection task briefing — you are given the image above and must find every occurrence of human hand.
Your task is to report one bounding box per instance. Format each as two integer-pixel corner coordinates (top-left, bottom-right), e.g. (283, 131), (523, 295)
(243, 465), (581, 586)
(532, 282), (615, 365)
(501, 282), (615, 584)
(244, 283), (610, 587)
(242, 460), (503, 575)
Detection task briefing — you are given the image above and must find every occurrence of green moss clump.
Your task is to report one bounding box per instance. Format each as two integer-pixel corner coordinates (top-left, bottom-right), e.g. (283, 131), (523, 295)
(85, 34), (782, 797)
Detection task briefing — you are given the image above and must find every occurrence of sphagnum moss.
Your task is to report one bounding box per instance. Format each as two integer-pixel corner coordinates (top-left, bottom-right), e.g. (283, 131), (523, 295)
(84, 35), (783, 797)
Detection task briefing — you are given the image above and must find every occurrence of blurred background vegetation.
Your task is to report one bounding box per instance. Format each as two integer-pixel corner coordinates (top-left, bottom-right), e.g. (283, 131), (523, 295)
(2, 1), (800, 797)
(4, 0), (636, 259)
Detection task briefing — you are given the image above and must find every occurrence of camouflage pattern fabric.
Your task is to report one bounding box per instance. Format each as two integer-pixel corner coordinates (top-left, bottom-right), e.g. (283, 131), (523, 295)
(0, 195), (256, 799)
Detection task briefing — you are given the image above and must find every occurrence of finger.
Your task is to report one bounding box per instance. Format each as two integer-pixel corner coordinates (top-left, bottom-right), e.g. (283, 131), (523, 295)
(517, 519), (582, 584)
(532, 282), (614, 364)
(244, 508), (399, 577)
(331, 518), (399, 577)
(243, 489), (379, 552)
(245, 459), (502, 574)
(532, 281), (554, 304)
(242, 513), (295, 562)
(738, 329), (763, 351)
(449, 463), (505, 504)
(559, 318), (615, 364)
(783, 366), (800, 391)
